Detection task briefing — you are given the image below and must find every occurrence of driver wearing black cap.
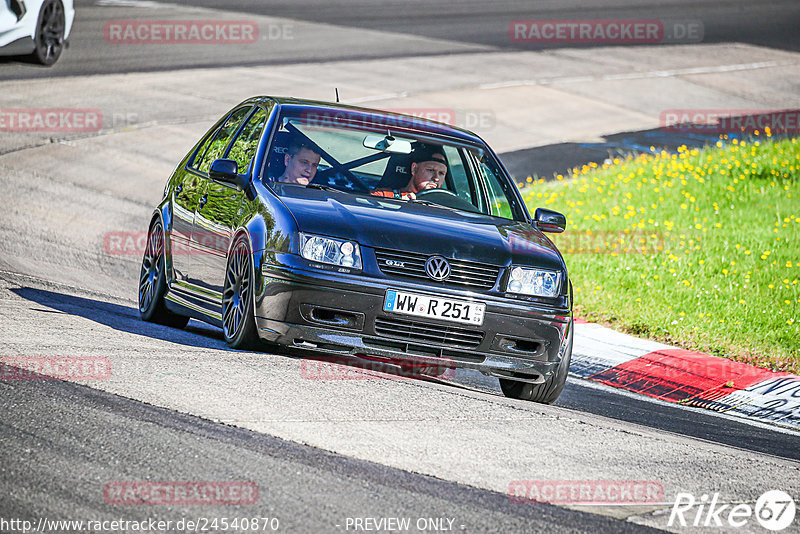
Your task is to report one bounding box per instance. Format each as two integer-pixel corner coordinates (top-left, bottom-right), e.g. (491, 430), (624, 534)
(371, 146), (448, 200)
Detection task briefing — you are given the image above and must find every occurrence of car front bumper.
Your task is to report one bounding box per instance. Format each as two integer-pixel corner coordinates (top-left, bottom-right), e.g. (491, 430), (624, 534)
(255, 260), (571, 384)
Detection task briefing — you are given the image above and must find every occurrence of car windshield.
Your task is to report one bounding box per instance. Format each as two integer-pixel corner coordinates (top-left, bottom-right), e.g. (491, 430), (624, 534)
(263, 112), (526, 222)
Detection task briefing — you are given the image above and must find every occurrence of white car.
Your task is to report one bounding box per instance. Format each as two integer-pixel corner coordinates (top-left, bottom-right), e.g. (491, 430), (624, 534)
(0, 0), (74, 65)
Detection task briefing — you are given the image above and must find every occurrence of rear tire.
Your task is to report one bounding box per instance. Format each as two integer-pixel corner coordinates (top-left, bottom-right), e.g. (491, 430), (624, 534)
(138, 219), (190, 328)
(499, 323), (573, 404)
(222, 234), (260, 350)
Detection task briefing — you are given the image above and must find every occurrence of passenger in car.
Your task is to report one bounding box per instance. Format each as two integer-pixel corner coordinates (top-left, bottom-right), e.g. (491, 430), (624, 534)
(371, 147), (448, 200)
(277, 141), (322, 185)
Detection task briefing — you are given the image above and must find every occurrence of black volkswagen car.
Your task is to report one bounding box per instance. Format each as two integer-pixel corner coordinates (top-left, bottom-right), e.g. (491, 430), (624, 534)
(139, 96), (573, 403)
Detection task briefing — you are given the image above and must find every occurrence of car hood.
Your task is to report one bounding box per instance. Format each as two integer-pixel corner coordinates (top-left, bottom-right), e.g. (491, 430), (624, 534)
(278, 188), (564, 270)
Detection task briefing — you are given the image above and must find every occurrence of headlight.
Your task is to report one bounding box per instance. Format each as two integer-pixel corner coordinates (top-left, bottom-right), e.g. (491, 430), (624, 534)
(506, 267), (561, 297)
(300, 233), (362, 269)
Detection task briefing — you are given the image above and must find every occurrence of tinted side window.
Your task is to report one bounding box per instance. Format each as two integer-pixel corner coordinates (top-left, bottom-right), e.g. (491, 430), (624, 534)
(478, 158), (518, 220)
(444, 146), (474, 205)
(226, 108), (267, 173)
(190, 126), (220, 170)
(194, 106), (252, 173)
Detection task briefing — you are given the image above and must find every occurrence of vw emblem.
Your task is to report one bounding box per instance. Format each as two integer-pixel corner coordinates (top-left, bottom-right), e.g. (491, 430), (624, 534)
(425, 256), (451, 281)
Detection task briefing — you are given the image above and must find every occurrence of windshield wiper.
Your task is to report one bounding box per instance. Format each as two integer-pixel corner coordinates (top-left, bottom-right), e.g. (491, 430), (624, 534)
(305, 183), (339, 192)
(409, 198), (459, 211)
(409, 198), (483, 215)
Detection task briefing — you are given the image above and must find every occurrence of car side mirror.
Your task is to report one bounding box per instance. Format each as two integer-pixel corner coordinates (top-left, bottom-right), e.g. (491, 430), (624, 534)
(534, 208), (566, 233)
(209, 159), (256, 200)
(209, 158), (240, 184)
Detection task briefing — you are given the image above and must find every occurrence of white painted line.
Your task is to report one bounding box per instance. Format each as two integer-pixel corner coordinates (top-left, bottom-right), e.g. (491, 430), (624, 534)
(96, 0), (174, 7)
(342, 92), (410, 105)
(478, 60), (794, 90)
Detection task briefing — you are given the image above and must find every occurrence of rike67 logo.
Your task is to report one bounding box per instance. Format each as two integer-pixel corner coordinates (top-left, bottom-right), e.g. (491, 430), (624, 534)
(669, 490), (796, 531)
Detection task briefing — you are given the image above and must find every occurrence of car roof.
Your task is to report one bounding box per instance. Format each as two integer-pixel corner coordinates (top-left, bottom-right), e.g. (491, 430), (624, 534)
(240, 96), (487, 147)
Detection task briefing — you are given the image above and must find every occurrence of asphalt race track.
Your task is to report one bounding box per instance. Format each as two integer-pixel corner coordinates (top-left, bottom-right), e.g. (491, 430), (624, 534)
(2, 0), (800, 78)
(1, 1), (799, 533)
(1, 364), (656, 533)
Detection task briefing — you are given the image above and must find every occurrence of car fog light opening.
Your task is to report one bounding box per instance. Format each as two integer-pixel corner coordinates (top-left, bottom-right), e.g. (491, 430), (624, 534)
(300, 233), (362, 269)
(507, 267), (560, 298)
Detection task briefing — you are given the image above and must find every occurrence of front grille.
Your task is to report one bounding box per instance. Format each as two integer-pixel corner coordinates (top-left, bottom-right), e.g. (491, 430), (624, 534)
(374, 316), (484, 349)
(374, 248), (500, 291)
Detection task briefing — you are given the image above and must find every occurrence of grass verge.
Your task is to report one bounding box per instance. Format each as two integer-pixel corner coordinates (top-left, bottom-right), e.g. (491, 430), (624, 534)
(520, 134), (799, 373)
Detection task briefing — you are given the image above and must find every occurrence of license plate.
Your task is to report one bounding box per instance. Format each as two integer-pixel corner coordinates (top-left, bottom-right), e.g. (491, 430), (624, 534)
(383, 289), (485, 326)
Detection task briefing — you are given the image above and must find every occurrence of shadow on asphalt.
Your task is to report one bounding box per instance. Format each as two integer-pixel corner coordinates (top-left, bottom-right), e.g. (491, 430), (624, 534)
(501, 124), (799, 181)
(11, 286), (227, 350)
(9, 285), (463, 385)
(501, 127), (735, 181)
(12, 285), (799, 461)
(179, 0), (800, 54)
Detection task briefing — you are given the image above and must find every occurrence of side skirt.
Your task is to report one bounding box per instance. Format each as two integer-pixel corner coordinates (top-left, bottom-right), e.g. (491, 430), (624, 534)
(164, 282), (223, 328)
(0, 36), (35, 56)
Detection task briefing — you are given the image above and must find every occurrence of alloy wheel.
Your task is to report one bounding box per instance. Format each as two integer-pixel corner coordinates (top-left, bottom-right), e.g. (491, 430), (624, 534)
(139, 222), (163, 313)
(222, 239), (252, 340)
(35, 0), (65, 65)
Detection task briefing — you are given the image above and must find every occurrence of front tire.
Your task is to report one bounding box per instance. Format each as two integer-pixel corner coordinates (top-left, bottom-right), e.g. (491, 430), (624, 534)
(139, 219), (190, 328)
(30, 0), (65, 66)
(222, 234), (260, 350)
(499, 322), (573, 404)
